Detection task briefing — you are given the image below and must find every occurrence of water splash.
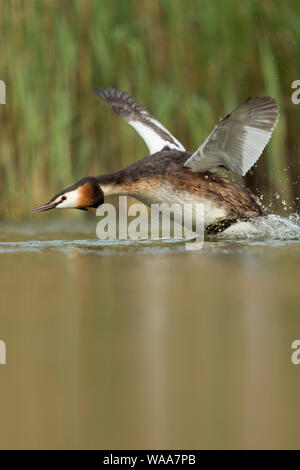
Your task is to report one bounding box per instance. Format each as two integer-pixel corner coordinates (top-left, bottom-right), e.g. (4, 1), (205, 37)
(216, 213), (300, 240)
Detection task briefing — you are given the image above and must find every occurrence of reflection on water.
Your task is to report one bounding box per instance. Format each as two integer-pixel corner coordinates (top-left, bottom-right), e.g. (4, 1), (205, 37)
(0, 218), (300, 449)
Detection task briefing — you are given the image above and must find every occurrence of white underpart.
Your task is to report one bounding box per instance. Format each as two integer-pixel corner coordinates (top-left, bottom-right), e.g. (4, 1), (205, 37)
(131, 186), (227, 227)
(56, 189), (79, 208)
(216, 220), (256, 237)
(102, 184), (118, 196)
(130, 118), (185, 154)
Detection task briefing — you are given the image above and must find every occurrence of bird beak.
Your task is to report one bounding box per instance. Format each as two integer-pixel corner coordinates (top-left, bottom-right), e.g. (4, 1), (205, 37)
(32, 200), (59, 213)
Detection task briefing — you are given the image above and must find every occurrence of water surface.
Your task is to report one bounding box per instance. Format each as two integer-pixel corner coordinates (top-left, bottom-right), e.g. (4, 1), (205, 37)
(0, 216), (300, 449)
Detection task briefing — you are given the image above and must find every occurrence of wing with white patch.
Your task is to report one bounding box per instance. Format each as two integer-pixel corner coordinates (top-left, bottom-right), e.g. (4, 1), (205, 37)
(184, 97), (279, 176)
(94, 87), (185, 155)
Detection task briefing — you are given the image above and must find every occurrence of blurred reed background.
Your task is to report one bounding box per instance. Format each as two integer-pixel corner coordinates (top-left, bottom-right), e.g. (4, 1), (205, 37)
(0, 0), (300, 218)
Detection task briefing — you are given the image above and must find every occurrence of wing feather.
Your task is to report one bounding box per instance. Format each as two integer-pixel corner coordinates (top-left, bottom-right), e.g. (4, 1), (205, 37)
(184, 97), (279, 176)
(94, 87), (185, 154)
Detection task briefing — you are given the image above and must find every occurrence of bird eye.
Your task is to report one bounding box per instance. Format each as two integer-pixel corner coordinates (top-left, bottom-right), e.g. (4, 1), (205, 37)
(61, 196), (67, 201)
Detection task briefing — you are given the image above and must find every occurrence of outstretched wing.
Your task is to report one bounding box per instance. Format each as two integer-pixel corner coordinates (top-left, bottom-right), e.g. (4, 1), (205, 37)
(94, 87), (185, 155)
(184, 97), (279, 176)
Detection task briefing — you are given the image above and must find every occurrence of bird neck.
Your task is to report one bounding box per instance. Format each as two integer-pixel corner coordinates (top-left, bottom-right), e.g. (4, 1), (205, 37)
(95, 170), (129, 197)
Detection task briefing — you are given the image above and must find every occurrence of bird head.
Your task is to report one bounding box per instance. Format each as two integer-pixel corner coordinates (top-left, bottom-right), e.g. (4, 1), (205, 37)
(32, 177), (104, 213)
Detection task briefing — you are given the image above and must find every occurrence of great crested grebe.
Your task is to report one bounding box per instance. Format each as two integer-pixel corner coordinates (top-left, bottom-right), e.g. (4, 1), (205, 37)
(32, 88), (278, 234)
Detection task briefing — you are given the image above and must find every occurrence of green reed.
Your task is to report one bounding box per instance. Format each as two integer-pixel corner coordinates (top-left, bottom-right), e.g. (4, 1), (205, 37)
(0, 0), (299, 217)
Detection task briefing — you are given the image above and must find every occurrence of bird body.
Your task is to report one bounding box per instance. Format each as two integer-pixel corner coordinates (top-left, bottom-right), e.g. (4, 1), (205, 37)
(96, 150), (264, 229)
(33, 87), (278, 235)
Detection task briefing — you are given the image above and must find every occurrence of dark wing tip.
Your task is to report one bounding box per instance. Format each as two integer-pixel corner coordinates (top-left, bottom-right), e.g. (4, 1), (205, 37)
(223, 96), (279, 132)
(245, 96), (279, 113)
(94, 86), (120, 101)
(94, 86), (107, 99)
(246, 96), (277, 105)
(94, 86), (147, 119)
(245, 96), (279, 129)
